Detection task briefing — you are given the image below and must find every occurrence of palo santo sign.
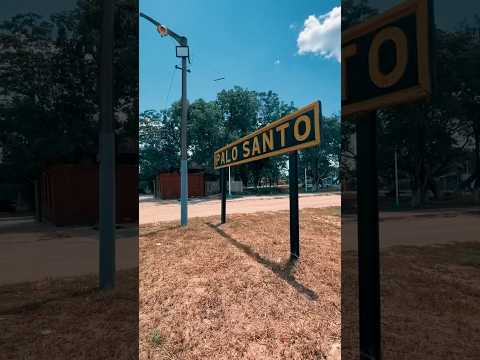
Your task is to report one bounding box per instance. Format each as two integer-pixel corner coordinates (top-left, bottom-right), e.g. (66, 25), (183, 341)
(342, 0), (432, 116)
(214, 101), (321, 170)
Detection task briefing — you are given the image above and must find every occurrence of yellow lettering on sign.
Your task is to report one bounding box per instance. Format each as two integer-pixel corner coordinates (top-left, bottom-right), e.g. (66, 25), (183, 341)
(220, 151), (225, 165)
(252, 136), (261, 156)
(342, 43), (357, 101)
(294, 115), (311, 142)
(262, 129), (274, 153)
(226, 149), (231, 163)
(232, 146), (238, 161)
(214, 153), (220, 167)
(369, 26), (408, 88)
(276, 123), (289, 147)
(243, 140), (250, 158)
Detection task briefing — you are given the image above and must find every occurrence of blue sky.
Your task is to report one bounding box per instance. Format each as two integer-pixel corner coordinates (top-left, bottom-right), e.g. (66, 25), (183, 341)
(140, 0), (341, 117)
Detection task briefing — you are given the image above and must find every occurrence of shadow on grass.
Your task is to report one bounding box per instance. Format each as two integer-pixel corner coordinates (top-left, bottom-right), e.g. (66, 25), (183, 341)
(140, 225), (182, 237)
(207, 222), (318, 301)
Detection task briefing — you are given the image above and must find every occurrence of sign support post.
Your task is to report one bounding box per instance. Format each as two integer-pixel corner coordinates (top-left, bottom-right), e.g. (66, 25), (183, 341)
(356, 112), (381, 359)
(289, 151), (300, 259)
(342, 1), (433, 357)
(213, 101), (322, 257)
(221, 168), (227, 224)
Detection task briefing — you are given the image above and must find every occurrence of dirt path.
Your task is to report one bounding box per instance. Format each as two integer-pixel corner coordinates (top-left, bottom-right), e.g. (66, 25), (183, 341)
(0, 217), (138, 285)
(342, 208), (480, 250)
(140, 192), (340, 224)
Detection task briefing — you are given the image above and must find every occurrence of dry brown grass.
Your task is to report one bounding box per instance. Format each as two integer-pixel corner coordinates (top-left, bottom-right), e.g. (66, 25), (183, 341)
(0, 269), (138, 360)
(140, 207), (341, 360)
(342, 242), (480, 359)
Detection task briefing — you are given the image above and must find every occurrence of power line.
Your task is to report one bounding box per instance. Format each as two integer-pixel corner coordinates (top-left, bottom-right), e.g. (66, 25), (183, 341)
(164, 65), (175, 110)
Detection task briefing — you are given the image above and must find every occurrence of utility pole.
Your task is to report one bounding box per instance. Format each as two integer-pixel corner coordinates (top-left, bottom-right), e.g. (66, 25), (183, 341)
(304, 167), (308, 192)
(228, 166), (232, 197)
(99, 0), (115, 289)
(140, 12), (190, 226)
(179, 46), (189, 225)
(394, 146), (399, 207)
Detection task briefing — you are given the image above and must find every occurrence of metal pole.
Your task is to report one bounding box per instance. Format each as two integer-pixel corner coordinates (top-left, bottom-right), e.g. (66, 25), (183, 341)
(356, 112), (381, 359)
(228, 166), (231, 196)
(289, 151), (299, 259)
(99, 0), (115, 290)
(180, 52), (188, 226)
(221, 168), (226, 224)
(394, 147), (399, 207)
(34, 180), (41, 222)
(304, 167), (307, 192)
(139, 13), (189, 225)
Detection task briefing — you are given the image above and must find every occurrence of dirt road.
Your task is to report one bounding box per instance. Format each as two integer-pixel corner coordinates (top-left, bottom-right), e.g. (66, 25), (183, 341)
(0, 217), (138, 285)
(342, 208), (480, 250)
(140, 192), (340, 224)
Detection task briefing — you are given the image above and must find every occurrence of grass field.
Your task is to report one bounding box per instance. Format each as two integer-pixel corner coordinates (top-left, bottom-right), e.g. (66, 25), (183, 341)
(139, 208), (341, 360)
(0, 269), (138, 360)
(342, 241), (480, 359)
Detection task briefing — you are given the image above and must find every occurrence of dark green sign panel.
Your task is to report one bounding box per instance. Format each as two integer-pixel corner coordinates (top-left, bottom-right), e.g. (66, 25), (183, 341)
(214, 101), (321, 170)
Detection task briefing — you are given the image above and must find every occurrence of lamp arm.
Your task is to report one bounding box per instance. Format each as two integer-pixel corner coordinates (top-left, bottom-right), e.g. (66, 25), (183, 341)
(140, 12), (187, 46)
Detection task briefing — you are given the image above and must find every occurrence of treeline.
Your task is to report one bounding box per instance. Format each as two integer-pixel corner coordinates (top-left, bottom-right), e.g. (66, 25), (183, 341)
(140, 86), (340, 190)
(342, 1), (480, 207)
(0, 0), (138, 184)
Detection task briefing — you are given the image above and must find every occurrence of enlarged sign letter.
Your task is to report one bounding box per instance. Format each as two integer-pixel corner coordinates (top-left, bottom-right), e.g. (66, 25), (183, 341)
(342, 0), (432, 116)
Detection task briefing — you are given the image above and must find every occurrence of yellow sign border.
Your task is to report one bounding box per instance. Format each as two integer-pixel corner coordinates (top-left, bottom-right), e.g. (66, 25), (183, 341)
(342, 0), (431, 116)
(213, 101), (321, 170)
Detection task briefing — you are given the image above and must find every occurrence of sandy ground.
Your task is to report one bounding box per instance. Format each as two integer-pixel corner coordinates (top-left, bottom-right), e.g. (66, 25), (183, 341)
(0, 269), (138, 360)
(0, 217), (138, 285)
(139, 207), (341, 360)
(139, 193), (340, 224)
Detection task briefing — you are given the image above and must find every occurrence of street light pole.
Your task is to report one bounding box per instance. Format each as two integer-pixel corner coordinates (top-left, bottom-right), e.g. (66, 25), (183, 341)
(180, 48), (188, 225)
(140, 12), (189, 226)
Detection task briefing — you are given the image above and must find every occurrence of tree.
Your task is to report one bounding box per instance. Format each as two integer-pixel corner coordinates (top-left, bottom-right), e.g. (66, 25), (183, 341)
(0, 0), (138, 185)
(451, 21), (480, 201)
(139, 86), (340, 193)
(139, 109), (179, 181)
(374, 27), (476, 207)
(188, 99), (223, 170)
(342, 0), (377, 30)
(246, 91), (296, 188)
(299, 115), (341, 191)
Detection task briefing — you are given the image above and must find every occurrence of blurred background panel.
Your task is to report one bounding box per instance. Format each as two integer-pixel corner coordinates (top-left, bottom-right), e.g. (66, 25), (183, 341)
(342, 0), (480, 358)
(0, 0), (139, 358)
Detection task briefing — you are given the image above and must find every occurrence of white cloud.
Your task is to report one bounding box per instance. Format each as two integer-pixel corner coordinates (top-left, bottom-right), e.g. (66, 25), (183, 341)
(274, 59), (281, 65)
(297, 6), (341, 62)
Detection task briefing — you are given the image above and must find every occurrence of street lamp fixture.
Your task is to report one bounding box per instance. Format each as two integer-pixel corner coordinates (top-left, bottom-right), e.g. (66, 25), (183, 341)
(176, 46), (189, 58)
(157, 24), (168, 37)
